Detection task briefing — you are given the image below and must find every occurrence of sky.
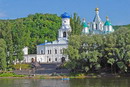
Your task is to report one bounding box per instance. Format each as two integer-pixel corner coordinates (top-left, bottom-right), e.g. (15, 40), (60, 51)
(0, 0), (129, 25)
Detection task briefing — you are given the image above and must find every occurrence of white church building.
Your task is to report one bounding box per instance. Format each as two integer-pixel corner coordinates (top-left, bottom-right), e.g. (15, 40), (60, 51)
(23, 8), (114, 63)
(82, 8), (114, 34)
(23, 12), (71, 63)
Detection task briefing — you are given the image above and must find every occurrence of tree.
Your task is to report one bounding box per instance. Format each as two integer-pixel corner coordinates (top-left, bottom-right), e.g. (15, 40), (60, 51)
(1, 21), (14, 64)
(0, 39), (7, 70)
(113, 28), (130, 73)
(65, 27), (130, 73)
(70, 13), (83, 35)
(64, 35), (102, 73)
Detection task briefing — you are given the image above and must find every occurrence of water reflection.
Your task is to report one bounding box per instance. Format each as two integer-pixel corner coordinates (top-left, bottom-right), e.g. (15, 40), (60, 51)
(0, 77), (129, 87)
(69, 78), (130, 87)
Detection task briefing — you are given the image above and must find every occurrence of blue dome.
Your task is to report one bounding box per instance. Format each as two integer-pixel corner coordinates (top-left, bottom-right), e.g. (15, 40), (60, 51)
(61, 12), (71, 18)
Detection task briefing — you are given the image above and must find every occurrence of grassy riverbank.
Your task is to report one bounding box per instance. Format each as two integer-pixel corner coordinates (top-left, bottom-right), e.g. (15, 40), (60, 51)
(0, 72), (26, 77)
(0, 72), (122, 79)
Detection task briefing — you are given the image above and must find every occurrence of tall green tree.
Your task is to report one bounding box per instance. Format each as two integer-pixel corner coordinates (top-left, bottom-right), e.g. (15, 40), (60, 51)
(1, 21), (14, 64)
(70, 13), (83, 35)
(12, 20), (26, 62)
(0, 39), (7, 70)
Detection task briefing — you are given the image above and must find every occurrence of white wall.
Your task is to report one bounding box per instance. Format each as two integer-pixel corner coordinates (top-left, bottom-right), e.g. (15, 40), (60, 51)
(24, 44), (68, 63)
(22, 47), (28, 55)
(23, 54), (37, 63)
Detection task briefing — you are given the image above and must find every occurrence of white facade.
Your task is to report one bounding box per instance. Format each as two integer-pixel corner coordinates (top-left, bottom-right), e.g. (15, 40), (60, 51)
(23, 12), (71, 63)
(22, 47), (28, 55)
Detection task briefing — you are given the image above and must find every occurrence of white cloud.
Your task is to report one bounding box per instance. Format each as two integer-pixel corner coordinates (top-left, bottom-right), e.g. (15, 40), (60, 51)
(0, 12), (6, 17)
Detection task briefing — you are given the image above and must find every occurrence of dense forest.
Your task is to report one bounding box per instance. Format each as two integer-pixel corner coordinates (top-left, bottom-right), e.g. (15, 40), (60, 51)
(64, 27), (130, 74)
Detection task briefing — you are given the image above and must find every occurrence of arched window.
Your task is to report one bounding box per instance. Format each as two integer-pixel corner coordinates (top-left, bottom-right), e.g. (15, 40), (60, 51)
(61, 57), (65, 63)
(63, 32), (66, 37)
(49, 58), (51, 61)
(31, 58), (35, 62)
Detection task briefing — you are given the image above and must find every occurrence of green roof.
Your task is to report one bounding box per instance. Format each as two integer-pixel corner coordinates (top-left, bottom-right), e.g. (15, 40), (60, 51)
(104, 21), (112, 26)
(82, 22), (88, 28)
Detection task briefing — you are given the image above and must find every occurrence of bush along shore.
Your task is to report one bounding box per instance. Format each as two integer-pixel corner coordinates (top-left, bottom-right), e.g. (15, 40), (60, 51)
(0, 72), (26, 78)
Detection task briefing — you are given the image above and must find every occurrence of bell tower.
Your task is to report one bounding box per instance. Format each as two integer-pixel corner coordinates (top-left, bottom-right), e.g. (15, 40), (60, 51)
(58, 12), (71, 41)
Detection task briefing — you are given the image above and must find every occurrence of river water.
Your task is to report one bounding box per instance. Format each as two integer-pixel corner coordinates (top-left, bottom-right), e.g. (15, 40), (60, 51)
(0, 77), (129, 87)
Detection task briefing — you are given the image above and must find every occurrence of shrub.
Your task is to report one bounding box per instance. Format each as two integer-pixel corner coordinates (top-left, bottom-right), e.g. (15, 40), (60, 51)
(0, 72), (26, 77)
(10, 64), (31, 70)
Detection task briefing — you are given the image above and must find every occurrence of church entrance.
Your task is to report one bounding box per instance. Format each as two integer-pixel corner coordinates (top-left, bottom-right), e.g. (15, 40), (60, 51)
(31, 57), (37, 62)
(31, 58), (35, 62)
(61, 57), (65, 63)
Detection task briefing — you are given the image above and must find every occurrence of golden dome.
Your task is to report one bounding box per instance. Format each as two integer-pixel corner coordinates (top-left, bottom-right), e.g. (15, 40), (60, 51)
(106, 16), (109, 19)
(95, 8), (99, 11)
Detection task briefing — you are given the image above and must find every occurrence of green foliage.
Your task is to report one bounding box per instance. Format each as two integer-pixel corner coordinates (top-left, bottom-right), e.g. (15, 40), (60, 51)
(117, 62), (127, 72)
(70, 13), (83, 35)
(85, 66), (89, 72)
(11, 13), (61, 54)
(0, 72), (14, 77)
(0, 13), (61, 70)
(65, 27), (130, 74)
(0, 39), (7, 70)
(113, 24), (130, 31)
(107, 58), (115, 65)
(0, 72), (25, 77)
(10, 64), (31, 70)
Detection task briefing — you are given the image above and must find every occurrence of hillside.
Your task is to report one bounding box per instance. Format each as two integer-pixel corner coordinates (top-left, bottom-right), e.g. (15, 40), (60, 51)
(0, 12), (83, 69)
(0, 13), (62, 54)
(113, 24), (130, 30)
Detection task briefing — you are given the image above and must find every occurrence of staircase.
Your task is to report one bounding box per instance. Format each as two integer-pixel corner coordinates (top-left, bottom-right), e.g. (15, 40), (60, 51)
(35, 63), (69, 75)
(14, 63), (70, 75)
